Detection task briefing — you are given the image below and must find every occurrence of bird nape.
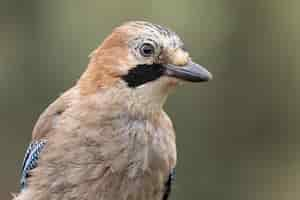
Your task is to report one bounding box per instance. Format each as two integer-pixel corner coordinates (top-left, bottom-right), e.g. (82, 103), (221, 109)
(14, 21), (211, 200)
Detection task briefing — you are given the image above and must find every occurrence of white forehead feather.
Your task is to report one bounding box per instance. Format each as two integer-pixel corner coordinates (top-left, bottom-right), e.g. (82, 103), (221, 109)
(120, 21), (183, 49)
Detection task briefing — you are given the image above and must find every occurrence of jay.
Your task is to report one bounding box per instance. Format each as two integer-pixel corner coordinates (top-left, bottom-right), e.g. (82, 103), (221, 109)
(14, 21), (212, 200)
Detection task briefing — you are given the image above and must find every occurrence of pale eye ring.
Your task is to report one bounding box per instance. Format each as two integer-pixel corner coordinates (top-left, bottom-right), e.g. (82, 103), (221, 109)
(140, 43), (155, 57)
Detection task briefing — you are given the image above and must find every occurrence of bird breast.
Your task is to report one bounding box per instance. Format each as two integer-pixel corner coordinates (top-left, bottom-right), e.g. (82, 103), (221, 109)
(23, 102), (176, 200)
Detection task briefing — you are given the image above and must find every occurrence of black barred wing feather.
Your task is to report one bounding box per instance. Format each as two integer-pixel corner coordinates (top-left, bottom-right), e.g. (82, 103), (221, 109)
(20, 140), (47, 190)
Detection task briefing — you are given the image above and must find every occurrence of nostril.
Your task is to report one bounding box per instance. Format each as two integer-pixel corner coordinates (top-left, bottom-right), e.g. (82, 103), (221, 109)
(169, 48), (189, 66)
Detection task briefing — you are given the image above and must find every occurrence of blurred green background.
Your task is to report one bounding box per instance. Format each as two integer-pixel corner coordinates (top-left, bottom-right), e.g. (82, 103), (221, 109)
(1, 0), (299, 199)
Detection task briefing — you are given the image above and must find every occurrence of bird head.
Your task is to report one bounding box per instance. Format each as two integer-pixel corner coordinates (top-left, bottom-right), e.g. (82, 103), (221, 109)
(79, 21), (212, 114)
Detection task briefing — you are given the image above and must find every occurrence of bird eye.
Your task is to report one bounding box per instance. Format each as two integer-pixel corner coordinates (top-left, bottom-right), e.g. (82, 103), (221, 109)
(140, 43), (155, 57)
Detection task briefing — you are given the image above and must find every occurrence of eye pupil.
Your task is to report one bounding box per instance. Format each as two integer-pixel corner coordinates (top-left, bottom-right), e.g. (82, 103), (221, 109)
(140, 43), (154, 57)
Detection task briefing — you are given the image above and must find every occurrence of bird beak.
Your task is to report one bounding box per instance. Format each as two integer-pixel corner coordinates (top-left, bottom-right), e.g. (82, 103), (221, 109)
(164, 61), (212, 82)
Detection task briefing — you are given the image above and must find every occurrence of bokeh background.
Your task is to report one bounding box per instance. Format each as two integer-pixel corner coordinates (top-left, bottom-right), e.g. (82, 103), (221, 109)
(1, 0), (299, 199)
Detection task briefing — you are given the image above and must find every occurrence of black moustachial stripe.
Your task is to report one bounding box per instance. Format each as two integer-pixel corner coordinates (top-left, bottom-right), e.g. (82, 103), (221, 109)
(121, 64), (165, 88)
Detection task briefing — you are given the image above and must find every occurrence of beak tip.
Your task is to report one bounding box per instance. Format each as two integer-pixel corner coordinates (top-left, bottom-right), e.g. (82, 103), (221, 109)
(197, 68), (212, 82)
(206, 71), (213, 81)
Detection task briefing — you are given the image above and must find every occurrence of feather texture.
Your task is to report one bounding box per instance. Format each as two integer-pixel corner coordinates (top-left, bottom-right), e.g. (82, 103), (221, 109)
(20, 140), (47, 189)
(12, 21), (211, 200)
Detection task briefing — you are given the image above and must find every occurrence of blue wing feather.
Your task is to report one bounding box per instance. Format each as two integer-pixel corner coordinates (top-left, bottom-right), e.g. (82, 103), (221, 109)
(20, 140), (47, 190)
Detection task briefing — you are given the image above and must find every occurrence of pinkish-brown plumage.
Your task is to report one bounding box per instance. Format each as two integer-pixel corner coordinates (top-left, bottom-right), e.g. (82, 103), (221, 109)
(14, 21), (211, 200)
